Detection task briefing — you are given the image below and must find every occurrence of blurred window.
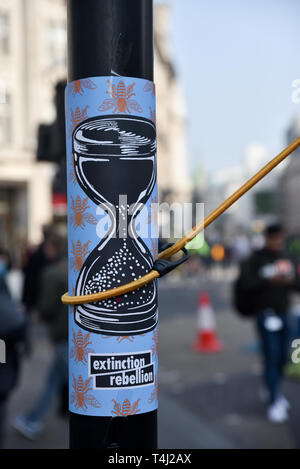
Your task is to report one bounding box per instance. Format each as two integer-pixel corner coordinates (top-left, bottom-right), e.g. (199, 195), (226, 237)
(0, 12), (10, 55)
(44, 20), (66, 67)
(0, 92), (12, 145)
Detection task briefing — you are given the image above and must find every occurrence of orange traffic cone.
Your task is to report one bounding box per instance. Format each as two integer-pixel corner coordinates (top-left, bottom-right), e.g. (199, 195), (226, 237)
(193, 292), (223, 353)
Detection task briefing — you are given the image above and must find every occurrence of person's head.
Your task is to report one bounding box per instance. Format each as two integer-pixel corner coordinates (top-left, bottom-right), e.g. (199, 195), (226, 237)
(264, 223), (285, 252)
(42, 224), (55, 242)
(43, 233), (67, 262)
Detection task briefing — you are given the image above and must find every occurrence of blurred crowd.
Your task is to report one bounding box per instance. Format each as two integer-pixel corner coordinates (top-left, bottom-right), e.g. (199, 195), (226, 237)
(1, 221), (300, 446)
(174, 223), (300, 424)
(0, 226), (68, 447)
(166, 228), (257, 281)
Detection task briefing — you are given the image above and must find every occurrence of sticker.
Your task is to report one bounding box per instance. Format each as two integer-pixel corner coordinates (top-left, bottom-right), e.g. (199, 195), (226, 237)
(89, 351), (155, 389)
(66, 76), (158, 416)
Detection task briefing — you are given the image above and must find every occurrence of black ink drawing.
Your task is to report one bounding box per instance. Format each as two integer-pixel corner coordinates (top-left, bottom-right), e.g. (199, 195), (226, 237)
(72, 116), (158, 335)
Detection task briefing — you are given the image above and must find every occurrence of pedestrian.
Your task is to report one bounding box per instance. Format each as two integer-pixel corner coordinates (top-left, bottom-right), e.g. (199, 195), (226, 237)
(0, 249), (27, 448)
(22, 225), (58, 315)
(13, 236), (68, 440)
(235, 223), (299, 423)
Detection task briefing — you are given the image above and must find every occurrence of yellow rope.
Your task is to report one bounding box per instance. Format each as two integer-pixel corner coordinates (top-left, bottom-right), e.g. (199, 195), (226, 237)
(62, 136), (300, 305)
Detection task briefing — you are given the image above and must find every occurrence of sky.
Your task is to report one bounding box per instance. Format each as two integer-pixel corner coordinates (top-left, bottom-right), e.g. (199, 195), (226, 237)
(155, 0), (300, 173)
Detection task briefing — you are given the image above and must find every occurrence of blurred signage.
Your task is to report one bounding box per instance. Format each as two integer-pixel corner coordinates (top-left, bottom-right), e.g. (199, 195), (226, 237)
(52, 193), (67, 216)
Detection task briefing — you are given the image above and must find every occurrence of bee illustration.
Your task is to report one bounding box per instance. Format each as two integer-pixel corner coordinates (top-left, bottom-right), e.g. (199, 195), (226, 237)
(104, 335), (136, 343)
(70, 105), (88, 127)
(103, 334), (145, 343)
(70, 329), (94, 364)
(69, 105), (88, 136)
(70, 240), (90, 272)
(144, 81), (156, 96)
(71, 375), (101, 411)
(68, 79), (96, 96)
(112, 398), (141, 416)
(115, 336), (135, 343)
(148, 376), (159, 404)
(98, 80), (142, 114)
(70, 196), (97, 230)
(150, 238), (158, 261)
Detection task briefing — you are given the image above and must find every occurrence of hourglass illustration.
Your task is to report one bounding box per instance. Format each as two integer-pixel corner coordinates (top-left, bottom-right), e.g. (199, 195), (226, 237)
(72, 115), (158, 335)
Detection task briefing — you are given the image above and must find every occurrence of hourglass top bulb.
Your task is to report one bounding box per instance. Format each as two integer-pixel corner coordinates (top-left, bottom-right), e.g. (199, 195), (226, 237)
(73, 116), (157, 208)
(73, 116), (156, 158)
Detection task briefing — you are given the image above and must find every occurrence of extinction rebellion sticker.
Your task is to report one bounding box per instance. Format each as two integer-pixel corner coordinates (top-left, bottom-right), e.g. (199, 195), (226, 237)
(89, 351), (154, 389)
(66, 75), (158, 417)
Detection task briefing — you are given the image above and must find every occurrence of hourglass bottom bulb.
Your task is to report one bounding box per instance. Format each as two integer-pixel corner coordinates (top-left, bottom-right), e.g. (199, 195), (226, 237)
(75, 238), (158, 335)
(84, 239), (153, 310)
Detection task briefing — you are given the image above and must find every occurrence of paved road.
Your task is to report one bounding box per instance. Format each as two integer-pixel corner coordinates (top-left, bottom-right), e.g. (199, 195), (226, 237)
(3, 274), (300, 449)
(158, 276), (300, 449)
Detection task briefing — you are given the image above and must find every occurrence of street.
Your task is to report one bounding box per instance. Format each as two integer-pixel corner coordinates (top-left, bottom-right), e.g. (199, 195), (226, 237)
(4, 273), (300, 449)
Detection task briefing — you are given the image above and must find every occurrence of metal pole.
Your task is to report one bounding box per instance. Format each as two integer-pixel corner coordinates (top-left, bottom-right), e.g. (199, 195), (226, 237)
(66, 0), (157, 449)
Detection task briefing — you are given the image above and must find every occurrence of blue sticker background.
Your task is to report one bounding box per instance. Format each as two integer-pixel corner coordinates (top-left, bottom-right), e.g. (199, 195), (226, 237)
(66, 76), (158, 416)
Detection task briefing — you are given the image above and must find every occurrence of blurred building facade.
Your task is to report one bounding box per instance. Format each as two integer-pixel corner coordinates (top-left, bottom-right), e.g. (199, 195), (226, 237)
(203, 143), (282, 241)
(154, 4), (191, 204)
(0, 1), (190, 250)
(0, 0), (66, 249)
(280, 116), (300, 235)
(238, 144), (282, 230)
